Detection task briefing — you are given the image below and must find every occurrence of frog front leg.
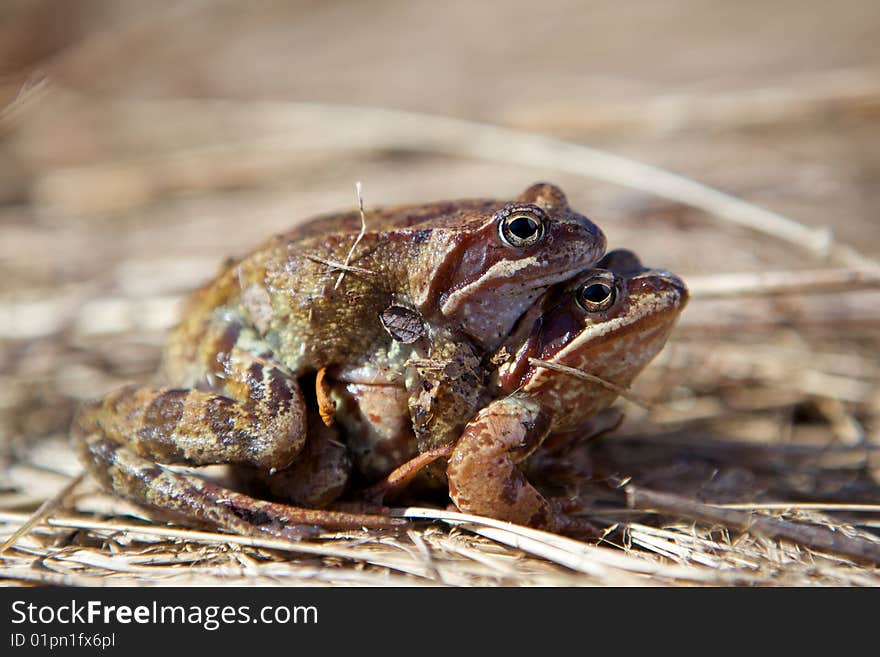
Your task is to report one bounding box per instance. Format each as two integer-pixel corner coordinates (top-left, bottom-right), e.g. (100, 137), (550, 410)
(406, 337), (487, 483)
(447, 396), (594, 535)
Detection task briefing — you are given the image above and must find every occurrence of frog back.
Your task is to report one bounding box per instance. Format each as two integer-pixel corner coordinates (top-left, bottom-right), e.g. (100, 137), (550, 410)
(278, 198), (500, 242)
(161, 229), (405, 387)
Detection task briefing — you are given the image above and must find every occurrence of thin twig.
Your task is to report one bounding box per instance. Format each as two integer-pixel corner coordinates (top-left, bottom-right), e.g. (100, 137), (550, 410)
(0, 473), (84, 554)
(305, 255), (375, 277)
(688, 268), (880, 300)
(334, 181), (368, 290)
(718, 503), (880, 513)
(30, 95), (878, 269)
(0, 74), (50, 134)
(528, 358), (652, 409)
(626, 486), (880, 564)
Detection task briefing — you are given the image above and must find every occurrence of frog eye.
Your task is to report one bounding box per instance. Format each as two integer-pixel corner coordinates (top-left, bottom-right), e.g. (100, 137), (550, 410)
(498, 209), (546, 248)
(576, 280), (617, 312)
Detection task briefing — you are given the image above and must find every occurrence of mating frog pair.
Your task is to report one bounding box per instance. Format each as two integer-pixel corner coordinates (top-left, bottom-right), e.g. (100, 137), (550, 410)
(72, 184), (687, 539)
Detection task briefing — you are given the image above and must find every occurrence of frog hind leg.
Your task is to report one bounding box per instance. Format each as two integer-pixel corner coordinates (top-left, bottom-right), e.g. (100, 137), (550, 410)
(73, 370), (307, 473)
(75, 429), (404, 539)
(446, 397), (597, 536)
(233, 411), (353, 509)
(71, 321), (393, 536)
(98, 311), (315, 472)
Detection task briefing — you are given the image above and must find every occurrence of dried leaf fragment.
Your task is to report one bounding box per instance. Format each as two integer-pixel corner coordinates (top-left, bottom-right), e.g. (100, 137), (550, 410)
(380, 305), (426, 344)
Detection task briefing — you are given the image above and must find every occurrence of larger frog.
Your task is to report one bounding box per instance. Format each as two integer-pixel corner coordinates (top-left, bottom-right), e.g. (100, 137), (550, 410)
(72, 183), (606, 539)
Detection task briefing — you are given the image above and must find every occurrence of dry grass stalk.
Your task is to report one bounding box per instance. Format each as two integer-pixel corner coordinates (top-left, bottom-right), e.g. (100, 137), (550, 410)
(333, 181), (368, 290)
(0, 473), (84, 554)
(304, 255), (376, 277)
(24, 92), (879, 269)
(688, 268), (880, 300)
(626, 487), (880, 564)
(528, 358), (653, 409)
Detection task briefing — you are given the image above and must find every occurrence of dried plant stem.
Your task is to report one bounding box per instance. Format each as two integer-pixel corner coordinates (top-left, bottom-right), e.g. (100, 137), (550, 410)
(396, 506), (760, 584)
(0, 511), (422, 577)
(528, 358), (652, 409)
(688, 268), (880, 300)
(0, 473), (84, 554)
(0, 74), (50, 134)
(305, 255), (375, 277)
(33, 94), (878, 269)
(334, 181), (368, 290)
(718, 503), (880, 512)
(626, 486), (880, 564)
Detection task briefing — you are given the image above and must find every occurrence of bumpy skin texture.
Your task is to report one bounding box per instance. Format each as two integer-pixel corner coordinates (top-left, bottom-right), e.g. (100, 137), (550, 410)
(165, 182), (605, 381)
(446, 251), (689, 532)
(331, 326), (490, 487)
(72, 183), (606, 539)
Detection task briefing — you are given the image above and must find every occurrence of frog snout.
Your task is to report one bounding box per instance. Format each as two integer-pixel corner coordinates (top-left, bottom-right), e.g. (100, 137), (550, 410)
(654, 271), (690, 309)
(551, 213), (607, 261)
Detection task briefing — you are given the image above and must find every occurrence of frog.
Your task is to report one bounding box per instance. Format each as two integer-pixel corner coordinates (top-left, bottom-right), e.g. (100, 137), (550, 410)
(446, 249), (689, 532)
(329, 249), (688, 535)
(72, 183), (607, 540)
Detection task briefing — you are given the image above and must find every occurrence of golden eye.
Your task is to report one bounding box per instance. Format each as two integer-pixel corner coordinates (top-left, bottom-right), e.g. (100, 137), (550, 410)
(499, 210), (546, 248)
(576, 280), (617, 312)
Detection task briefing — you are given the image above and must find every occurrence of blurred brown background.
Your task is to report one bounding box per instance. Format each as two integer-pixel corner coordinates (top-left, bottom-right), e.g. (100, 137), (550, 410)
(3, 0), (879, 241)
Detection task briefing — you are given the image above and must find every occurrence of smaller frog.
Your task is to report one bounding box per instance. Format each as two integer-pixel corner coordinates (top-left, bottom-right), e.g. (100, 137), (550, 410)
(446, 250), (689, 532)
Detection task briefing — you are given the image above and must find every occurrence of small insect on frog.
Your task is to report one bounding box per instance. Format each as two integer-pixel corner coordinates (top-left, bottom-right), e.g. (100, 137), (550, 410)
(72, 184), (606, 539)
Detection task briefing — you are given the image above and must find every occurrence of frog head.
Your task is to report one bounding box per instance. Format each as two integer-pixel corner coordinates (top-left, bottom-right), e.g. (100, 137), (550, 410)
(495, 249), (688, 430)
(408, 183), (606, 350)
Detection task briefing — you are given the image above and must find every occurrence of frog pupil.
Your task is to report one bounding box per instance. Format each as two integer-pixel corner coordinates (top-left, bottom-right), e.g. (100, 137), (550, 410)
(581, 284), (612, 303)
(508, 215), (539, 240)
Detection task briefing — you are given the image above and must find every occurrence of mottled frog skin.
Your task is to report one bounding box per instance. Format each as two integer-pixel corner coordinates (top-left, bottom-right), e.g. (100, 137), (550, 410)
(72, 184), (606, 539)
